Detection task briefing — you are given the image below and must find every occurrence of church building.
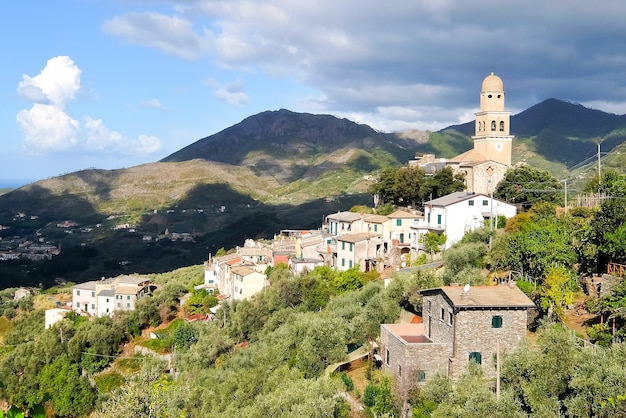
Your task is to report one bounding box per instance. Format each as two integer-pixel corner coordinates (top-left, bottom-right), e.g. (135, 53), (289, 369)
(414, 72), (514, 195)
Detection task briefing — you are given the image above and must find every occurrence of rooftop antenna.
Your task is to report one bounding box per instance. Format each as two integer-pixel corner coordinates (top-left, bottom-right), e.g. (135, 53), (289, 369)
(463, 281), (471, 294)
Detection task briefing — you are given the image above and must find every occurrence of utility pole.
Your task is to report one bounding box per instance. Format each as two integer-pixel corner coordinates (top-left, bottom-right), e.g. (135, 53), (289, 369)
(562, 179), (568, 213)
(598, 142), (602, 186)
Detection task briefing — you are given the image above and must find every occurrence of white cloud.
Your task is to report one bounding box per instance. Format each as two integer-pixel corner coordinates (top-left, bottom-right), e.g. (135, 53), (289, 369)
(102, 12), (212, 60)
(102, 0), (626, 130)
(17, 56), (81, 105)
(206, 79), (250, 106)
(140, 98), (165, 109)
(85, 116), (161, 155)
(16, 104), (80, 152)
(17, 56), (161, 156)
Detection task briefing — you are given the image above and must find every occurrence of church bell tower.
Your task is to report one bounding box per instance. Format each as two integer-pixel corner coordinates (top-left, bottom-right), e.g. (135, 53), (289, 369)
(472, 72), (513, 166)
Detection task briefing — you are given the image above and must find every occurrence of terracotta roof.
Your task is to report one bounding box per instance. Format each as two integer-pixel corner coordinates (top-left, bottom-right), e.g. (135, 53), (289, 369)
(383, 323), (430, 344)
(337, 232), (382, 243)
(362, 214), (388, 224)
(421, 285), (535, 309)
(231, 266), (257, 276)
(326, 211), (362, 222)
(388, 209), (423, 219)
(447, 149), (486, 163)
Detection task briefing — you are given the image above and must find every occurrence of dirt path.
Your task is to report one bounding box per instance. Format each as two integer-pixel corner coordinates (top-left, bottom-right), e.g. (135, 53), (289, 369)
(562, 294), (598, 340)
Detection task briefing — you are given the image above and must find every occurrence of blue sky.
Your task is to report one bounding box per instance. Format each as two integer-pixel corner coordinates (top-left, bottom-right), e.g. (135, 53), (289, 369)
(2, 0), (626, 187)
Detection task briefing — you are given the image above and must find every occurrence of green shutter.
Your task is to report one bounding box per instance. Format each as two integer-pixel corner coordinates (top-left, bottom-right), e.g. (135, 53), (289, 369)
(492, 315), (503, 328)
(469, 352), (482, 364)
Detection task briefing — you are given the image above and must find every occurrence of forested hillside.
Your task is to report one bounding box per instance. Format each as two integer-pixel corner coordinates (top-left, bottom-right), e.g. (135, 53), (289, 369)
(2, 168), (626, 416)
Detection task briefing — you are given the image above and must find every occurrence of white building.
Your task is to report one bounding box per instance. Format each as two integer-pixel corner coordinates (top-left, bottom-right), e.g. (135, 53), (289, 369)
(412, 191), (516, 249)
(71, 275), (152, 317)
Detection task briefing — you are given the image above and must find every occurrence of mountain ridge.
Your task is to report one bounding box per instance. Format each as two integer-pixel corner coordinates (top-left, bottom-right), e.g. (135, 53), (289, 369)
(1, 99), (626, 285)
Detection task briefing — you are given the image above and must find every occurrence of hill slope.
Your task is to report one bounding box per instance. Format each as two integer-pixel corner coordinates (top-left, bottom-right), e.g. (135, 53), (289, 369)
(2, 102), (626, 287)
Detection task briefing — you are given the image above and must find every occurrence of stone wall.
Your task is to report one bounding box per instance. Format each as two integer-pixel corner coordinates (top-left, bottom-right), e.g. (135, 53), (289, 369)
(380, 326), (452, 398)
(422, 294), (454, 345)
(450, 308), (528, 379)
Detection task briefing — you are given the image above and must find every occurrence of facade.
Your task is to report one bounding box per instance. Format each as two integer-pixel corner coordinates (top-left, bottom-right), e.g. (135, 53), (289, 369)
(207, 245), (268, 301)
(72, 275), (151, 317)
(336, 232), (383, 272)
(380, 284), (534, 397)
(411, 191), (517, 249)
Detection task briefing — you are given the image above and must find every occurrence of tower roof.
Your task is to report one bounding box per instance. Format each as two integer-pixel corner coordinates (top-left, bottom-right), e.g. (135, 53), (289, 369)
(481, 72), (503, 92)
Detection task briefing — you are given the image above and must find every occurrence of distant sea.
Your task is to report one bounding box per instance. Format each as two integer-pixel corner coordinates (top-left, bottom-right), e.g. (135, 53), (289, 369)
(0, 179), (35, 189)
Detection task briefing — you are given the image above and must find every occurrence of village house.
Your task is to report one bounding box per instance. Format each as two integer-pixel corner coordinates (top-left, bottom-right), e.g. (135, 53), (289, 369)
(411, 191), (516, 250)
(379, 284), (534, 397)
(205, 243), (269, 301)
(71, 275), (152, 317)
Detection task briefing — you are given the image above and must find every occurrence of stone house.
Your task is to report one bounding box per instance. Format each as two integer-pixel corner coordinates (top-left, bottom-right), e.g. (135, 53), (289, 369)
(379, 284), (534, 396)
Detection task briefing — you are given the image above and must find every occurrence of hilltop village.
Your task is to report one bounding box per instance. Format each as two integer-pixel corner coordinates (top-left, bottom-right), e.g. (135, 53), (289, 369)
(5, 73), (626, 417)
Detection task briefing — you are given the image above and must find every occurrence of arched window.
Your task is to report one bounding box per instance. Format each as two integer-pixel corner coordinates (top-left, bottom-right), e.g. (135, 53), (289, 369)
(491, 121), (496, 131)
(499, 121), (504, 132)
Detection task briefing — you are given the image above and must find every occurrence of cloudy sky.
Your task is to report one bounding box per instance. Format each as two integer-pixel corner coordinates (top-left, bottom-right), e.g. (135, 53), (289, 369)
(2, 0), (626, 187)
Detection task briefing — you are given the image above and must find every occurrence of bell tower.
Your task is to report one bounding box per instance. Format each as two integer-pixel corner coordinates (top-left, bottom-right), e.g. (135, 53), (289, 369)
(472, 72), (513, 166)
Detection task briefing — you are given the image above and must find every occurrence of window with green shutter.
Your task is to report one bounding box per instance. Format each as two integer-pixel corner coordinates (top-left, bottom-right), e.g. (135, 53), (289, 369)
(469, 352), (482, 365)
(492, 315), (503, 328)
(417, 370), (426, 382)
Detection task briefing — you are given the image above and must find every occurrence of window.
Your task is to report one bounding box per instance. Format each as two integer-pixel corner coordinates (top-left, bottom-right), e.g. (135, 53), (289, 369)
(91, 291), (95, 297)
(349, 260), (353, 268)
(342, 242), (345, 250)
(427, 300), (431, 312)
(469, 352), (482, 365)
(91, 304), (95, 310)
(437, 214), (442, 225)
(468, 200), (474, 206)
(448, 312), (453, 326)
(441, 308), (445, 320)
(482, 200), (488, 206)
(106, 308), (109, 313)
(127, 295), (131, 300)
(492, 315), (503, 328)
(106, 298), (109, 303)
(77, 290), (80, 296)
(349, 243), (353, 251)
(386, 349), (390, 365)
(417, 370), (426, 382)
(126, 303), (131, 308)
(374, 224), (378, 232)
(427, 213), (431, 223)
(76, 302), (79, 308)
(208, 279), (214, 284)
(396, 219), (401, 227)
(341, 259), (345, 267)
(499, 121), (504, 132)
(398, 365), (402, 376)
(491, 121), (496, 131)
(117, 303), (121, 308)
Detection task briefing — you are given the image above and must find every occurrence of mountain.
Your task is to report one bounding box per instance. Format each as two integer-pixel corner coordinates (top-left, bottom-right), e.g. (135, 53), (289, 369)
(0, 110), (425, 286)
(162, 109), (424, 187)
(430, 99), (626, 178)
(1, 102), (626, 287)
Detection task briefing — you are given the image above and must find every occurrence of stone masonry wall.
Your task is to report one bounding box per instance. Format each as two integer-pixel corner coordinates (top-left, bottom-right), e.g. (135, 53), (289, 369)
(450, 308), (528, 379)
(380, 326), (453, 398)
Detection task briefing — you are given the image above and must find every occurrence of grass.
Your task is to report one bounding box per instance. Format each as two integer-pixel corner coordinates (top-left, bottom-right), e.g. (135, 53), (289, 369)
(94, 371), (126, 393)
(0, 316), (12, 342)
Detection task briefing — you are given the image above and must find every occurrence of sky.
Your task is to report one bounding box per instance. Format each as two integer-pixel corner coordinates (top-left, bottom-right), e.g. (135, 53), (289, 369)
(2, 0), (626, 187)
